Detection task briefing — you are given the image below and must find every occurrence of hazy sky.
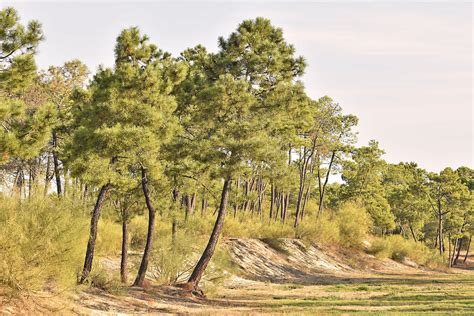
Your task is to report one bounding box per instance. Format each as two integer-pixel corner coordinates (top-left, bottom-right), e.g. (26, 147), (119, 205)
(5, 1), (473, 172)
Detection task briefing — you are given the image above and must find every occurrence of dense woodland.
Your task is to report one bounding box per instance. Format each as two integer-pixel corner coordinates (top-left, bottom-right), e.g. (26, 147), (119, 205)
(1, 7), (472, 293)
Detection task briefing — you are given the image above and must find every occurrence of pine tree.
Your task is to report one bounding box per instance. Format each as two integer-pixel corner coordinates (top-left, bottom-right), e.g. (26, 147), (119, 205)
(68, 27), (186, 284)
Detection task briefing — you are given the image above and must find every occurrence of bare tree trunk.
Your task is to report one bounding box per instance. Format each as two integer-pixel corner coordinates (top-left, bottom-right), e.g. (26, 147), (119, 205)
(52, 131), (62, 197)
(120, 208), (129, 284)
(277, 192), (283, 221)
(448, 235), (452, 267)
(191, 192), (196, 213)
(172, 219), (178, 244)
(301, 186), (310, 220)
(282, 193), (288, 224)
(464, 236), (471, 263)
(63, 169), (68, 197)
(256, 178), (264, 216)
(28, 164), (32, 199)
(294, 166), (306, 226)
(453, 238), (463, 266)
(243, 178), (255, 213)
(269, 183), (275, 219)
(53, 152), (61, 196)
(44, 154), (51, 196)
(318, 151), (336, 214)
(201, 196), (207, 216)
(438, 208), (444, 255)
(83, 184), (89, 202)
(409, 223), (417, 243)
(185, 176), (232, 291)
(233, 176), (240, 216)
(79, 183), (111, 283)
(134, 168), (157, 287)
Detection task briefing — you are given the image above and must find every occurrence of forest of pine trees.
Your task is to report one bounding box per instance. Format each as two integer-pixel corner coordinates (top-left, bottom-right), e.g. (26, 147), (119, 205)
(1, 7), (472, 293)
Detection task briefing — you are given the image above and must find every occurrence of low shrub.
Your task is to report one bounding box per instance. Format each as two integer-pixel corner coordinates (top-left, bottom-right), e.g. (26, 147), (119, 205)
(368, 235), (445, 269)
(0, 196), (87, 293)
(96, 221), (122, 256)
(336, 203), (372, 249)
(89, 267), (124, 294)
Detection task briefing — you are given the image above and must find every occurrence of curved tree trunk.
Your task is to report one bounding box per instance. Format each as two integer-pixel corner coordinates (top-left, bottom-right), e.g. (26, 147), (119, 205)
(318, 151), (336, 215)
(185, 176), (232, 291)
(79, 183), (111, 283)
(301, 186), (310, 220)
(453, 238), (463, 266)
(133, 168), (157, 287)
(409, 223), (417, 243)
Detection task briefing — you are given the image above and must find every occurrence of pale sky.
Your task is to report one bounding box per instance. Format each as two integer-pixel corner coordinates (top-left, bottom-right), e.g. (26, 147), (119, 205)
(4, 1), (473, 172)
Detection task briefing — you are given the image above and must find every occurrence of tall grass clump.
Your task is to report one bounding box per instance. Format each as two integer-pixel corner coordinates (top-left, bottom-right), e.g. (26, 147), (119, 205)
(0, 196), (88, 293)
(149, 215), (235, 288)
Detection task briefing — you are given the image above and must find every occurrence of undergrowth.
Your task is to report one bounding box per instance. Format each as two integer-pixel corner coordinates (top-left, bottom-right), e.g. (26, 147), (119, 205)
(0, 196), (446, 294)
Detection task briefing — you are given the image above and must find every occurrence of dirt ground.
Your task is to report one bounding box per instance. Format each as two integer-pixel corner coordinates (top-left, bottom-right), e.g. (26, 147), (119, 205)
(1, 239), (473, 315)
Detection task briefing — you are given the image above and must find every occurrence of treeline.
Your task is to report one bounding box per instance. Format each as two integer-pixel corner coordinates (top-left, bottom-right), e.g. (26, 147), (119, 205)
(0, 8), (472, 291)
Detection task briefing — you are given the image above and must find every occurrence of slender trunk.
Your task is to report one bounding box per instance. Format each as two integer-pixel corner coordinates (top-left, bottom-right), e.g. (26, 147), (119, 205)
(464, 236), (471, 263)
(63, 169), (68, 197)
(201, 196), (207, 216)
(172, 219), (178, 244)
(44, 154), (51, 196)
(184, 194), (191, 220)
(269, 183), (274, 219)
(453, 238), (458, 267)
(120, 209), (129, 284)
(83, 184), (89, 202)
(243, 179), (253, 213)
(453, 238), (463, 265)
(317, 163), (322, 212)
(294, 172), (305, 227)
(79, 183), (111, 283)
(257, 178), (263, 215)
(448, 235), (452, 267)
(282, 194), (288, 224)
(301, 186), (310, 220)
(233, 176), (240, 216)
(133, 168), (157, 287)
(438, 207), (443, 255)
(53, 152), (61, 196)
(409, 223), (417, 243)
(172, 188), (179, 245)
(28, 164), (32, 199)
(52, 131), (62, 197)
(190, 192), (196, 213)
(318, 151), (336, 214)
(185, 176), (232, 291)
(277, 192), (283, 221)
(294, 163), (306, 226)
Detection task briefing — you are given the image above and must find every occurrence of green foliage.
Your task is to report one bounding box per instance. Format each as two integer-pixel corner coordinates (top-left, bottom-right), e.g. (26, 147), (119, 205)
(67, 27), (186, 189)
(340, 141), (395, 232)
(0, 7), (43, 94)
(0, 7), (54, 164)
